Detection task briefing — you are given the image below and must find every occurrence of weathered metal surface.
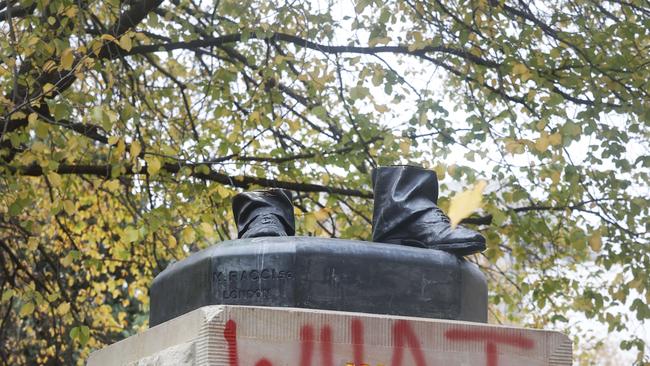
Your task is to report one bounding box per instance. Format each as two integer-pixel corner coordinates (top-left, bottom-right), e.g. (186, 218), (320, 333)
(149, 237), (487, 326)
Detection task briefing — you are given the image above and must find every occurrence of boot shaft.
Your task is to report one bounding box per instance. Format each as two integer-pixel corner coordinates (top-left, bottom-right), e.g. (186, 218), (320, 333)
(232, 189), (295, 238)
(371, 165), (485, 256)
(371, 166), (440, 243)
(372, 165), (439, 203)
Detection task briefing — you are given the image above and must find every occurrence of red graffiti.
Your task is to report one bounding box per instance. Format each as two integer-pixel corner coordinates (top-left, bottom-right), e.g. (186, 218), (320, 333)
(224, 318), (536, 366)
(300, 325), (314, 366)
(320, 325), (333, 366)
(486, 342), (497, 366)
(351, 318), (364, 366)
(391, 320), (427, 366)
(224, 319), (238, 366)
(226, 320), (335, 366)
(445, 328), (535, 366)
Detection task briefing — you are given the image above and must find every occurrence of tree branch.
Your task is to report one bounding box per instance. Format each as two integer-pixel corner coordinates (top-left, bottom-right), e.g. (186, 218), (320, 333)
(7, 163), (373, 198)
(0, 3), (35, 21)
(125, 32), (501, 68)
(1, 0), (165, 142)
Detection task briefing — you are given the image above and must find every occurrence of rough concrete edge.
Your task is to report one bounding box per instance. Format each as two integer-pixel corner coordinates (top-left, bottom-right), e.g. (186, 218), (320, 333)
(86, 306), (225, 365)
(124, 342), (196, 366)
(226, 305), (566, 334)
(548, 331), (574, 365)
(195, 305), (229, 366)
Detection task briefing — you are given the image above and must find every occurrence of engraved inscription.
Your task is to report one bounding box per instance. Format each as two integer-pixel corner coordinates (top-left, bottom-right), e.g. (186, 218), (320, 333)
(214, 268), (294, 300)
(214, 269), (294, 282)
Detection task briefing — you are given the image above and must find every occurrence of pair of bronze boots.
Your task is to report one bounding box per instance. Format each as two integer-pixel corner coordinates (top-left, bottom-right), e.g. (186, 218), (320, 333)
(232, 166), (485, 256)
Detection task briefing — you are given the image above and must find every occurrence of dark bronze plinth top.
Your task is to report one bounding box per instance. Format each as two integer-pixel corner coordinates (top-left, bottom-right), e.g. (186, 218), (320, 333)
(149, 237), (487, 327)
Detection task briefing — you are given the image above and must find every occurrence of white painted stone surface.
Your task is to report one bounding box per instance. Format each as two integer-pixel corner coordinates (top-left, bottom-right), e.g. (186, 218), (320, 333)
(87, 305), (572, 366)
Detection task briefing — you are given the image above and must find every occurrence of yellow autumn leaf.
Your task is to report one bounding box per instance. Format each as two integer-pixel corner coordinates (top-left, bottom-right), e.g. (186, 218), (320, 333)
(63, 200), (75, 215)
(90, 39), (103, 55)
(303, 213), (318, 232)
(10, 111), (26, 120)
(31, 141), (47, 153)
(28, 112), (38, 124)
(548, 133), (562, 146)
(64, 6), (78, 18)
(60, 48), (74, 70)
(118, 35), (132, 51)
(42, 83), (56, 94)
(250, 110), (261, 123)
(146, 156), (161, 176)
(550, 170), (561, 185)
(27, 237), (39, 251)
(57, 302), (70, 315)
(100, 34), (116, 42)
(588, 231), (602, 252)
(399, 139), (410, 155)
(42, 60), (57, 72)
(374, 103), (388, 113)
(447, 180), (488, 229)
(629, 278), (643, 291)
(534, 132), (550, 152)
(115, 138), (126, 157)
(19, 302), (35, 317)
(129, 140), (141, 160)
(47, 172), (62, 187)
(512, 63), (528, 75)
(34, 120), (49, 138)
(313, 208), (330, 221)
(181, 227), (195, 244)
(199, 222), (215, 238)
(504, 139), (524, 154)
(168, 234), (177, 248)
(215, 185), (231, 198)
(105, 179), (120, 192)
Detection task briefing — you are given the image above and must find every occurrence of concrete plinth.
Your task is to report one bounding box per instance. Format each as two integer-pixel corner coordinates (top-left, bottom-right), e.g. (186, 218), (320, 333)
(87, 305), (572, 366)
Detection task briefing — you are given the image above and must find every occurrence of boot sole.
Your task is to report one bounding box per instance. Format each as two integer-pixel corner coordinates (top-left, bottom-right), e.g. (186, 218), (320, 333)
(385, 239), (485, 256)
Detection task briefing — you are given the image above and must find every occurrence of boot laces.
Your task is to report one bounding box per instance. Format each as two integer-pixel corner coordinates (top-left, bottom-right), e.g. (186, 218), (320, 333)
(259, 214), (275, 225)
(433, 206), (451, 223)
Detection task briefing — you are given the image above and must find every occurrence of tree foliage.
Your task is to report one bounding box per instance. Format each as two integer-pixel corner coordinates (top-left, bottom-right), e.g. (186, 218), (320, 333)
(0, 0), (648, 364)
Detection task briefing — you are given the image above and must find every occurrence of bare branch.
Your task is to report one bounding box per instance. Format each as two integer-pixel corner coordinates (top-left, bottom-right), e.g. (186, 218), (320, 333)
(6, 163), (374, 198)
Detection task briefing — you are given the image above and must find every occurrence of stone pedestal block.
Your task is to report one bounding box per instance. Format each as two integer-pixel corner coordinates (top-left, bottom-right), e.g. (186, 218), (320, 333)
(87, 305), (572, 366)
(149, 237), (487, 326)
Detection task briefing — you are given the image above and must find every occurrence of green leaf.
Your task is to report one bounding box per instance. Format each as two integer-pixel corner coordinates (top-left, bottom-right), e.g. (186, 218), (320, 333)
(70, 326), (90, 346)
(349, 85), (370, 100)
(19, 302), (35, 317)
(123, 227), (139, 243)
(1, 289), (14, 303)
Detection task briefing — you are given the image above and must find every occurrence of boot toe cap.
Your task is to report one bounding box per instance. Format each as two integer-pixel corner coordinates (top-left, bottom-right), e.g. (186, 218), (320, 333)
(431, 225), (486, 256)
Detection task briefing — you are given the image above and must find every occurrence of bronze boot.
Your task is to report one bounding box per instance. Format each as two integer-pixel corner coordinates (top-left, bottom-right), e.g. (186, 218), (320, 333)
(232, 189), (295, 238)
(371, 165), (485, 256)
